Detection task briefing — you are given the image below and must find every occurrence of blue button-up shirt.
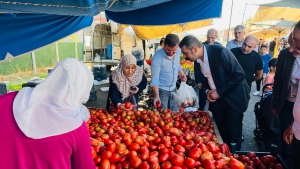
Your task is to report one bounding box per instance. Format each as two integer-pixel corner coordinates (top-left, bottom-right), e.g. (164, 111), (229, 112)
(150, 47), (182, 91)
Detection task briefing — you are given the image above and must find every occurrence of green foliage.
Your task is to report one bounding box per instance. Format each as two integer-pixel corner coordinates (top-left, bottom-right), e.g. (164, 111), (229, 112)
(0, 42), (83, 76)
(7, 83), (23, 91)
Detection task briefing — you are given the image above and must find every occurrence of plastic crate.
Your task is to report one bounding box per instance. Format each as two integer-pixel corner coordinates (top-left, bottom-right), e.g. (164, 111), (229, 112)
(230, 143), (288, 169)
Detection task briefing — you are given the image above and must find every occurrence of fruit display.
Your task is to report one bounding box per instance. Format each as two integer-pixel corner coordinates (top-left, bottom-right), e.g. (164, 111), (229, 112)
(87, 107), (285, 169)
(180, 60), (194, 72)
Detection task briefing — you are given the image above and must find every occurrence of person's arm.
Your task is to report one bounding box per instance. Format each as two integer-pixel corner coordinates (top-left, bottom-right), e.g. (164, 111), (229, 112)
(253, 54), (263, 81)
(150, 53), (162, 105)
(283, 121), (294, 145)
(136, 74), (147, 95)
(108, 76), (123, 106)
(71, 123), (95, 169)
(216, 48), (245, 98)
(253, 70), (263, 81)
(178, 69), (187, 82)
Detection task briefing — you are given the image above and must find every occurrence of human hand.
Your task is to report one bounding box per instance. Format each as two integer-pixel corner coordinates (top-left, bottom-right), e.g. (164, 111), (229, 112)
(118, 103), (136, 111)
(272, 109), (277, 116)
(207, 90), (220, 102)
(283, 124), (294, 144)
(130, 86), (139, 94)
(153, 96), (161, 108)
(180, 74), (187, 82)
(197, 83), (202, 89)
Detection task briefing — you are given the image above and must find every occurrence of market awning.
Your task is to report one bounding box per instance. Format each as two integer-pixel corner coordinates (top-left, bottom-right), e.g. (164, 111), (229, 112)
(130, 19), (213, 40)
(246, 29), (288, 41)
(251, 6), (300, 23)
(252, 0), (300, 8)
(0, 0), (223, 60)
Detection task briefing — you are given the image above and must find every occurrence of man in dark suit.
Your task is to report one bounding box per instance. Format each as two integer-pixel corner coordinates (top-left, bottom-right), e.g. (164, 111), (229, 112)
(179, 35), (250, 150)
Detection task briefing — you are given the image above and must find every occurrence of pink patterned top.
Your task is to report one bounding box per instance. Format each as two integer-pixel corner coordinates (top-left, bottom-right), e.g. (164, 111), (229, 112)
(0, 92), (95, 169)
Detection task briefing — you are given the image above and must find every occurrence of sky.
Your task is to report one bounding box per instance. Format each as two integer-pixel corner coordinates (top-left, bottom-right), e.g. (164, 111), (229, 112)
(185, 0), (260, 37)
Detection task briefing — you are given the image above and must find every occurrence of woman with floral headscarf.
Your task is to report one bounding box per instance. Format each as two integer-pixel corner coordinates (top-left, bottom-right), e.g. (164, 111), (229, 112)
(0, 58), (95, 169)
(107, 54), (147, 110)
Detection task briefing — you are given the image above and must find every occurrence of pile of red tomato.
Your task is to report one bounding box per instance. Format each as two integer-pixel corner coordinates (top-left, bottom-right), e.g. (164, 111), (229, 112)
(86, 107), (281, 169)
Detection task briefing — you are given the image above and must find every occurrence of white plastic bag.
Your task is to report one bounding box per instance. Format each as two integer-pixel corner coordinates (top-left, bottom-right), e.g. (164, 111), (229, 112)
(170, 92), (180, 111)
(177, 82), (199, 108)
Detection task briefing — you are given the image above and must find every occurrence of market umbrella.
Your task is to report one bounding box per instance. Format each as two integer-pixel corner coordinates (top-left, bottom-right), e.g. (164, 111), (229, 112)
(246, 29), (287, 41)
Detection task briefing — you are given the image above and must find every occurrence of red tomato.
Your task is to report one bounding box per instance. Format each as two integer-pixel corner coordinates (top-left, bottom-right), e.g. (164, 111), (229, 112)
(207, 141), (220, 154)
(200, 151), (214, 162)
(140, 150), (150, 160)
(213, 152), (223, 160)
(126, 151), (137, 158)
(125, 102), (131, 109)
(139, 161), (150, 169)
(172, 154), (184, 167)
(130, 156), (142, 168)
(156, 102), (162, 109)
(107, 143), (116, 153)
(101, 151), (112, 160)
(129, 143), (141, 151)
(228, 158), (245, 169)
(148, 156), (159, 164)
(94, 156), (101, 165)
(150, 151), (159, 157)
(99, 159), (110, 169)
(110, 153), (120, 163)
(203, 159), (216, 169)
(110, 163), (116, 169)
(152, 162), (161, 169)
(184, 157), (196, 168)
(161, 161), (173, 169)
(159, 153), (170, 163)
(174, 145), (185, 153)
(188, 148), (202, 160)
(199, 143), (208, 152)
(116, 143), (126, 154)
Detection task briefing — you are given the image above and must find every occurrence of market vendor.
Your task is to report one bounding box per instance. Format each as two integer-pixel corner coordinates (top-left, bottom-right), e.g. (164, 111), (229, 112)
(0, 58), (95, 168)
(107, 54), (147, 110)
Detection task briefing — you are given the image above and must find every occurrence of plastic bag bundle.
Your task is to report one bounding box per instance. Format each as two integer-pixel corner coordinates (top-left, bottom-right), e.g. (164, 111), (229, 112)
(176, 82), (199, 108)
(170, 92), (180, 111)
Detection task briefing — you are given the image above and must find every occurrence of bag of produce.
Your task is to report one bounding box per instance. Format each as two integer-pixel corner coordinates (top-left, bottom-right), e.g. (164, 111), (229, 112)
(177, 82), (199, 108)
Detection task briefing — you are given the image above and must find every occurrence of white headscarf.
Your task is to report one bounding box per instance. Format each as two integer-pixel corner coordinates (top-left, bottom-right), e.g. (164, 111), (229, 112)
(111, 54), (143, 100)
(13, 58), (93, 139)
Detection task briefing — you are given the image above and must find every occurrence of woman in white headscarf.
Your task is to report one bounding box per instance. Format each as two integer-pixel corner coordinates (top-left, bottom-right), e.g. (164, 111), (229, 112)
(107, 54), (147, 110)
(0, 58), (95, 169)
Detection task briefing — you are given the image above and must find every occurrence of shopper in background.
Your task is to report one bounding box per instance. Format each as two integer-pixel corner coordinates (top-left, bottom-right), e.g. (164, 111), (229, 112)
(269, 37), (277, 57)
(230, 36), (263, 91)
(155, 38), (165, 52)
(263, 58), (277, 93)
(107, 54), (147, 110)
(273, 31), (300, 169)
(253, 45), (272, 96)
(202, 28), (221, 45)
(151, 34), (187, 109)
(0, 58), (95, 169)
(180, 35), (250, 151)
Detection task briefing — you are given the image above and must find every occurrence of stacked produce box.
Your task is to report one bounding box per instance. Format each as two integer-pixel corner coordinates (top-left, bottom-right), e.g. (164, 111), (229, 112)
(87, 106), (285, 169)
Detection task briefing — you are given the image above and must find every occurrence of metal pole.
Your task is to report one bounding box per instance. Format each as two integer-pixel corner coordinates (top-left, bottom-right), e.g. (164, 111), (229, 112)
(55, 42), (59, 62)
(227, 0), (234, 42)
(31, 51), (37, 74)
(242, 3), (247, 25)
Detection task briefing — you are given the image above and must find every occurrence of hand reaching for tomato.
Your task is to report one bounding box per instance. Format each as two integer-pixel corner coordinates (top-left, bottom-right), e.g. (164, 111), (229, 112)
(118, 102), (137, 111)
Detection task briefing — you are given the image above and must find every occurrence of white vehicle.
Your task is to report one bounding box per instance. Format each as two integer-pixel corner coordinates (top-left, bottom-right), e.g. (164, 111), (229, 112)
(83, 14), (151, 66)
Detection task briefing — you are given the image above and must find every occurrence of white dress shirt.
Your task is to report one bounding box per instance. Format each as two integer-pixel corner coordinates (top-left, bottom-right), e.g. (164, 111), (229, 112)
(196, 46), (216, 90)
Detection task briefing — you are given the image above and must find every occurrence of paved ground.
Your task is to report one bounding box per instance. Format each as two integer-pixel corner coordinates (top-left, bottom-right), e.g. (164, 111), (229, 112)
(85, 76), (262, 152)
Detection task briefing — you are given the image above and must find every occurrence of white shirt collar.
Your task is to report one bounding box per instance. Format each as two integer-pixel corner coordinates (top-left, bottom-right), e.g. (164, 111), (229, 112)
(197, 46), (208, 63)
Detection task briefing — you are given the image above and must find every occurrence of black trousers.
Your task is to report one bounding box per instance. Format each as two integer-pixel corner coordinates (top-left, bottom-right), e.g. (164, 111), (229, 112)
(293, 136), (300, 169)
(198, 88), (206, 109)
(279, 100), (294, 169)
(210, 98), (243, 150)
(256, 78), (262, 91)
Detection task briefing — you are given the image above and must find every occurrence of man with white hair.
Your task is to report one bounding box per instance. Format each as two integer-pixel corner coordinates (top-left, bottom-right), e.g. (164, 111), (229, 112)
(230, 35), (263, 91)
(203, 28), (221, 45)
(227, 25), (258, 52)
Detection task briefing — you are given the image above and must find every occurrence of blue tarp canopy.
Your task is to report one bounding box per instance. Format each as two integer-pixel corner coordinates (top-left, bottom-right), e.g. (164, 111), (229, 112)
(0, 0), (223, 60)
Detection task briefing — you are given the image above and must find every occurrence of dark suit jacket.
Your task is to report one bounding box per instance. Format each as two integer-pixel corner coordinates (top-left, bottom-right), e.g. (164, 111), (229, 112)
(194, 45), (250, 113)
(271, 48), (296, 114)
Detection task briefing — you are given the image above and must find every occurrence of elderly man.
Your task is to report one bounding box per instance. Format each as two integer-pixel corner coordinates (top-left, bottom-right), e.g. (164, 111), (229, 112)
(151, 34), (187, 109)
(275, 23), (300, 169)
(230, 36), (263, 91)
(203, 28), (221, 45)
(180, 35), (250, 150)
(227, 25), (258, 52)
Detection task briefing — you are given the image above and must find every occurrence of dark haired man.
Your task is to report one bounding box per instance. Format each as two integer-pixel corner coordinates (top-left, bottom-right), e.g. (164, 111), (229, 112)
(179, 35), (250, 150)
(151, 34), (187, 109)
(155, 38), (165, 52)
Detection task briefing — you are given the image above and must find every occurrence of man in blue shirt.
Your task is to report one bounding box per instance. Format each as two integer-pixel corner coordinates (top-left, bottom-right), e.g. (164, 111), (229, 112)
(151, 34), (187, 109)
